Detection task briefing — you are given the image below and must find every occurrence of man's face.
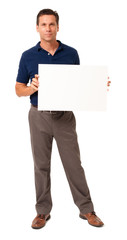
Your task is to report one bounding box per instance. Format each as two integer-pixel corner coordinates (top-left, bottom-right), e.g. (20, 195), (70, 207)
(36, 15), (59, 42)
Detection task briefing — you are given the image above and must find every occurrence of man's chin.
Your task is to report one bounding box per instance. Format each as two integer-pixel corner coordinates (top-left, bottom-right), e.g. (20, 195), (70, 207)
(43, 38), (55, 43)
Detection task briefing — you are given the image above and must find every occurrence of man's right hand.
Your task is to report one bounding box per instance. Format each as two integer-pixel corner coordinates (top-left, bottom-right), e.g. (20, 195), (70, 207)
(30, 74), (39, 92)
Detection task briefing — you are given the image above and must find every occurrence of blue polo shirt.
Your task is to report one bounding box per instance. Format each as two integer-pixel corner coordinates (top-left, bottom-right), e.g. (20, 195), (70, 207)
(16, 40), (80, 106)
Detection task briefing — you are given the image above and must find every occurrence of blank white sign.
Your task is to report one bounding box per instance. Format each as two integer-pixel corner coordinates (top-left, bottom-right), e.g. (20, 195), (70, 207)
(38, 65), (108, 111)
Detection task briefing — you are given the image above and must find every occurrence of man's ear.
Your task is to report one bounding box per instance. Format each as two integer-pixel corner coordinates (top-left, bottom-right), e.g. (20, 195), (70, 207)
(36, 25), (39, 32)
(57, 25), (59, 32)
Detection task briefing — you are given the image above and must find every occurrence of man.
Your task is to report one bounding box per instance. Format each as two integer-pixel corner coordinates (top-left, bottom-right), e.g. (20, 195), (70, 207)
(15, 9), (105, 229)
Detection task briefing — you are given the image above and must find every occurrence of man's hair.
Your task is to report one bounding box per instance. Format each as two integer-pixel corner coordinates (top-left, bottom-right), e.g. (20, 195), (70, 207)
(36, 9), (59, 25)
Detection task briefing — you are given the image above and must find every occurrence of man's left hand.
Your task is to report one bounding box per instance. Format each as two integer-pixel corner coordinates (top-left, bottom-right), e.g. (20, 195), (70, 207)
(107, 77), (111, 91)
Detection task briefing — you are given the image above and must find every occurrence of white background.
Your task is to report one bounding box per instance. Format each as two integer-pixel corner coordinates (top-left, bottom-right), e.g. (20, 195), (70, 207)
(0, 0), (127, 239)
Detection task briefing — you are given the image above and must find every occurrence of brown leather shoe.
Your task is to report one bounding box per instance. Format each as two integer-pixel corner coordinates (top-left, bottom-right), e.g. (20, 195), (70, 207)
(31, 214), (50, 229)
(79, 212), (104, 227)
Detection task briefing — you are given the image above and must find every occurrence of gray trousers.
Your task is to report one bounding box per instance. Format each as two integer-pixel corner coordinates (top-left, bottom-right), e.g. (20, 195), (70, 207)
(28, 105), (94, 215)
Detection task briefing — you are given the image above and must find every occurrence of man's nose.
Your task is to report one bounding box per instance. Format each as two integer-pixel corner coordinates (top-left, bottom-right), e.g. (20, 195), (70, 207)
(46, 25), (51, 31)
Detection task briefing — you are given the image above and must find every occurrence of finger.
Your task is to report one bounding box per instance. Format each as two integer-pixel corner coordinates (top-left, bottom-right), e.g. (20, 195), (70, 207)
(31, 83), (38, 91)
(32, 78), (39, 84)
(35, 74), (39, 79)
(32, 78), (39, 85)
(107, 81), (111, 86)
(32, 82), (39, 88)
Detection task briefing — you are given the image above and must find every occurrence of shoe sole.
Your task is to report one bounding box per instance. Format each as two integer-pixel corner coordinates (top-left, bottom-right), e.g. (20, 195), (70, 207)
(79, 214), (104, 227)
(31, 215), (51, 229)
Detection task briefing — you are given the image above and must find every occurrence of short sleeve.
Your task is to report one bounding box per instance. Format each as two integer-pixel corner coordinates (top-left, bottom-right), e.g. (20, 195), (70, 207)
(74, 51), (80, 65)
(16, 53), (29, 84)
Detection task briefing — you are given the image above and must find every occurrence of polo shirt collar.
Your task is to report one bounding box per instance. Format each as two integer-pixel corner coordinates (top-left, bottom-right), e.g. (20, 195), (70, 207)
(36, 40), (63, 52)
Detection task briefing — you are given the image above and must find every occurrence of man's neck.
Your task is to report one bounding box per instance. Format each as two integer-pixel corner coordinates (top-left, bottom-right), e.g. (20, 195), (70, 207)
(40, 39), (59, 55)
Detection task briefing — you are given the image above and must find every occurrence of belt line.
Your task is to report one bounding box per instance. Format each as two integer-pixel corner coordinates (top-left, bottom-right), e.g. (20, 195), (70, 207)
(31, 105), (66, 114)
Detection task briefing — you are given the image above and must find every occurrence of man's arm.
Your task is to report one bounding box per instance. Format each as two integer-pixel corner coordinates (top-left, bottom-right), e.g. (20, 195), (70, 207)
(15, 74), (39, 97)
